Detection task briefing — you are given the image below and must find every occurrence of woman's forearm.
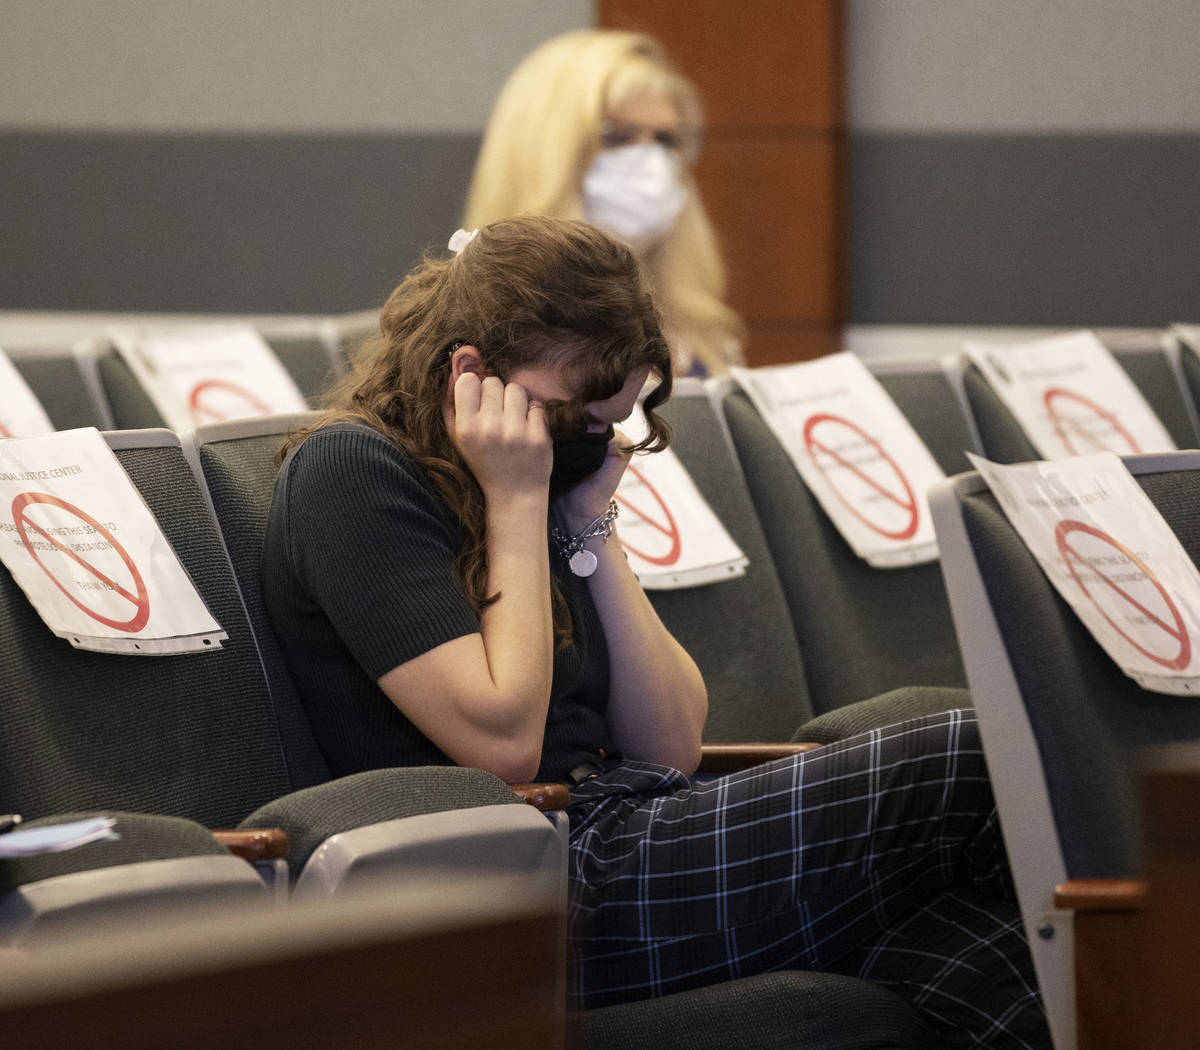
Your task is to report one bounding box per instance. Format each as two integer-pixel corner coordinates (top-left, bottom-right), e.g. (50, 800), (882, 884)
(575, 524), (707, 774)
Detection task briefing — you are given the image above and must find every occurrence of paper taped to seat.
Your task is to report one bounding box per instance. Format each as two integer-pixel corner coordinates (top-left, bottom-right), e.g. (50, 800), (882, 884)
(614, 402), (747, 589)
(970, 451), (1200, 695)
(0, 348), (55, 438)
(732, 354), (944, 567)
(0, 428), (226, 654)
(111, 323), (309, 431)
(965, 331), (1175, 459)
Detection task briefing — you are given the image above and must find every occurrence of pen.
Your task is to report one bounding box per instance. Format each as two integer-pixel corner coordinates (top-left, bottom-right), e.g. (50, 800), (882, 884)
(0, 815), (22, 835)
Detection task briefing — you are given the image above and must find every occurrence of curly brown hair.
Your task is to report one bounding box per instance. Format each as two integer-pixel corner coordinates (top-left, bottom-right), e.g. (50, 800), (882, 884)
(287, 216), (674, 643)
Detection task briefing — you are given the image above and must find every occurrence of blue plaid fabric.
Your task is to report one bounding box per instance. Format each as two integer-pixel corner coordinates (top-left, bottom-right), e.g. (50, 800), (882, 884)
(565, 709), (1050, 1050)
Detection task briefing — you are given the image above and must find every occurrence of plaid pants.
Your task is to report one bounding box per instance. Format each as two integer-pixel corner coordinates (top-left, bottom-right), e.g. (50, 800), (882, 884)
(566, 709), (1050, 1050)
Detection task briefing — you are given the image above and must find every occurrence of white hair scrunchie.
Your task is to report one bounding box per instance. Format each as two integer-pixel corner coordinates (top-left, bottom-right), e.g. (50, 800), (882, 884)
(448, 228), (478, 254)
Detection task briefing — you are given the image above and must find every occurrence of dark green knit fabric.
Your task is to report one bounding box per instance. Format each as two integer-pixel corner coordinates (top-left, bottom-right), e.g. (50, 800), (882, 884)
(238, 766), (522, 878)
(95, 344), (167, 429)
(723, 388), (967, 715)
(11, 349), (107, 430)
(0, 812), (228, 893)
(962, 474), (1200, 879)
(198, 431), (332, 792)
(262, 335), (340, 404)
(652, 393), (816, 742)
(796, 688), (972, 746)
(0, 443), (296, 829)
(574, 969), (945, 1050)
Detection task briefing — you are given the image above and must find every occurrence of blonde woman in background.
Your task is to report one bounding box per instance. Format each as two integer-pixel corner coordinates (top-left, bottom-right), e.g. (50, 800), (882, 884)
(464, 29), (744, 377)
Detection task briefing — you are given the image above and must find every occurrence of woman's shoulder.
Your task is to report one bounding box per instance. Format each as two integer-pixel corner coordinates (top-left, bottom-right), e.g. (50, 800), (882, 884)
(285, 420), (416, 477)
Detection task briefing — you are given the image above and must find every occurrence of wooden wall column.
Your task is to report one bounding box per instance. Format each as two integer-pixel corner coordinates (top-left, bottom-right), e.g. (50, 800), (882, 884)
(598, 0), (845, 365)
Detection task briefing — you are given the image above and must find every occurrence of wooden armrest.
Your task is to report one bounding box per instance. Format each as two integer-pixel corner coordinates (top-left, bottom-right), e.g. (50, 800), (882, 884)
(509, 782), (572, 811)
(698, 742), (822, 774)
(212, 828), (290, 862)
(1054, 878), (1147, 912)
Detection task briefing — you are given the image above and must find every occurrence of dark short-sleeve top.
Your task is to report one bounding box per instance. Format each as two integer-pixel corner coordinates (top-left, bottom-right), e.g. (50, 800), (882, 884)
(261, 422), (613, 782)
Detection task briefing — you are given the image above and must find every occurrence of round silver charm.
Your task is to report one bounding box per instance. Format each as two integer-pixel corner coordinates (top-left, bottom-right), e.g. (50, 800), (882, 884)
(568, 548), (598, 577)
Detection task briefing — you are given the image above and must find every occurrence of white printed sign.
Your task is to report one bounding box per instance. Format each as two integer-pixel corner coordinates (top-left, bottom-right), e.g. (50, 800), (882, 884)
(111, 323), (309, 431)
(969, 451), (1200, 695)
(0, 429), (226, 654)
(615, 403), (748, 589)
(965, 330), (1175, 459)
(732, 354), (944, 567)
(0, 349), (55, 438)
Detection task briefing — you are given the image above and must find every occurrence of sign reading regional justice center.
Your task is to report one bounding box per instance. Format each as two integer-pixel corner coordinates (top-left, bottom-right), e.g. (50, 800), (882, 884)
(732, 354), (945, 568)
(111, 324), (309, 431)
(0, 428), (225, 654)
(970, 451), (1200, 695)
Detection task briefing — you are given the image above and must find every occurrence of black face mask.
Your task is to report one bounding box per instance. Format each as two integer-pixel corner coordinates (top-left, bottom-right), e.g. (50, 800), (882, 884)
(548, 426), (614, 500)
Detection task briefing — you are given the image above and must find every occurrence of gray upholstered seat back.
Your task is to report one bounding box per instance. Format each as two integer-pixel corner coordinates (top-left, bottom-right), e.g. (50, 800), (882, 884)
(1172, 340), (1200, 445)
(6, 344), (112, 431)
(0, 431), (311, 828)
(190, 413), (330, 791)
(95, 344), (167, 429)
(722, 386), (966, 715)
(652, 386), (815, 740)
(874, 364), (978, 476)
(260, 334), (342, 404)
(961, 337), (1198, 464)
(96, 335), (336, 432)
(957, 468), (1200, 879)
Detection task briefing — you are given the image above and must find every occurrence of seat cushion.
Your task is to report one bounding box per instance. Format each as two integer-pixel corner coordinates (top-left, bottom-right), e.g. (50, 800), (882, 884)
(796, 688), (973, 746)
(237, 766), (524, 876)
(0, 811), (228, 892)
(572, 969), (945, 1050)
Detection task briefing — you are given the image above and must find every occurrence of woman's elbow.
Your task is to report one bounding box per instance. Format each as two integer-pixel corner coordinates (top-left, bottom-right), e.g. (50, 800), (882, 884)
(456, 729), (545, 784)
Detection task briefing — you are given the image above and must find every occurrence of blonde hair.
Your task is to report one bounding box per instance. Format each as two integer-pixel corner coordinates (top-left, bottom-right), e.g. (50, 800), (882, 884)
(465, 29), (744, 376)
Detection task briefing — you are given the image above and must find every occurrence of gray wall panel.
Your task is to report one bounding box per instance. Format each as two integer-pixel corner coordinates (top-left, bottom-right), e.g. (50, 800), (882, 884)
(0, 0), (591, 132)
(1, 131), (481, 312)
(849, 133), (1200, 325)
(847, 0), (1200, 133)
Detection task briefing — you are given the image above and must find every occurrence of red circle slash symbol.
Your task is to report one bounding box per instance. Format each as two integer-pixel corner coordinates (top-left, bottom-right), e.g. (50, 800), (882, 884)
(613, 463), (682, 567)
(188, 379), (274, 425)
(1055, 519), (1190, 671)
(11, 492), (151, 633)
(1043, 387), (1142, 456)
(802, 413), (919, 541)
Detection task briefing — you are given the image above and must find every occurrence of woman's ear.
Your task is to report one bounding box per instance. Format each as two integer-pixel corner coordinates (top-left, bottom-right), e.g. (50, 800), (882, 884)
(449, 344), (485, 381)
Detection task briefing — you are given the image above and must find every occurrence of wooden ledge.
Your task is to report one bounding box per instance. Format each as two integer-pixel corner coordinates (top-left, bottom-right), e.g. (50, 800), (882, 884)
(1054, 878), (1147, 912)
(213, 828), (290, 862)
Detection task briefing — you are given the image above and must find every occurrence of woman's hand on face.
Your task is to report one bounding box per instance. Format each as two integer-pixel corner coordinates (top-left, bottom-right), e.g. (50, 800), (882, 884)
(556, 427), (633, 529)
(451, 372), (552, 497)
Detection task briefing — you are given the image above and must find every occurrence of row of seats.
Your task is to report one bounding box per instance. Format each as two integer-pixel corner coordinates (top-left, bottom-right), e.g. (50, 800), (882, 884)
(5, 323), (1200, 1047)
(932, 451), (1200, 1050)
(0, 407), (956, 1047)
(0, 312), (374, 431)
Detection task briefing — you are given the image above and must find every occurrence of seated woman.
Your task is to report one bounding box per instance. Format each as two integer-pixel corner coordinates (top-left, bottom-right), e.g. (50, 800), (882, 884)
(465, 29), (742, 377)
(262, 216), (1049, 1049)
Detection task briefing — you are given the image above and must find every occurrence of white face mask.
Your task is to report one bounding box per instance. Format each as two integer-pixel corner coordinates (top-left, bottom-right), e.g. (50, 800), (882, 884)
(582, 143), (687, 249)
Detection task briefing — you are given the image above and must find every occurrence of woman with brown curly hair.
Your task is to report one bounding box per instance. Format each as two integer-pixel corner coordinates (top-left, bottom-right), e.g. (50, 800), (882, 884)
(262, 216), (1048, 1049)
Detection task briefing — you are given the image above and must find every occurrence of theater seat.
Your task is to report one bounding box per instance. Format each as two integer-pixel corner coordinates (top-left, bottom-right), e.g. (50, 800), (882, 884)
(0, 428), (562, 944)
(189, 410), (946, 1050)
(930, 449), (1200, 1049)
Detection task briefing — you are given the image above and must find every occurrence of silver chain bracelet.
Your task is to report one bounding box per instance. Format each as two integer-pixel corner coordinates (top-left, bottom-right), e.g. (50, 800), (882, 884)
(552, 500), (619, 577)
